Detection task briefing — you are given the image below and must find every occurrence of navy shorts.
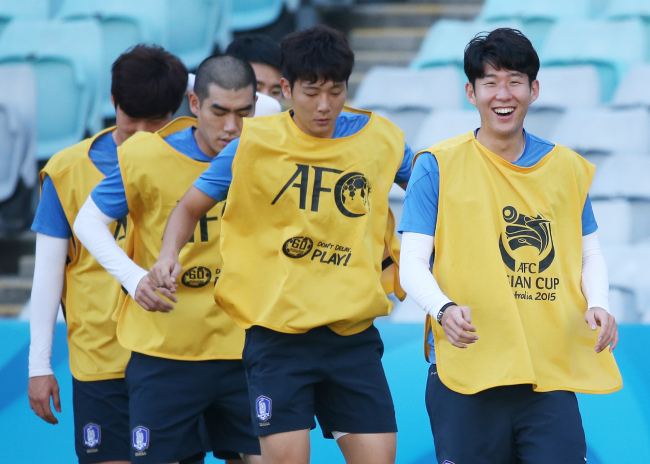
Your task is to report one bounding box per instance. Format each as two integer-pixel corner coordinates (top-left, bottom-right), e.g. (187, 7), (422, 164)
(72, 377), (130, 464)
(243, 324), (397, 438)
(425, 364), (586, 464)
(125, 352), (260, 463)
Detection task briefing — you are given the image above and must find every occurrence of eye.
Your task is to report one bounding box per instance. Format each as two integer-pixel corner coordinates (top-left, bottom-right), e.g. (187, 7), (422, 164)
(305, 93), (317, 97)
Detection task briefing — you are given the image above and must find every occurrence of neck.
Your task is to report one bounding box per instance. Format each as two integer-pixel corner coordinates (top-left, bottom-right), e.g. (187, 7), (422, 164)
(476, 128), (525, 163)
(112, 128), (126, 147)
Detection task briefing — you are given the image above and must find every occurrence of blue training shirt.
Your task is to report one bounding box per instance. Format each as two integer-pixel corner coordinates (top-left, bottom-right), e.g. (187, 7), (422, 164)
(194, 111), (414, 201)
(398, 130), (598, 363)
(91, 127), (212, 219)
(32, 131), (118, 239)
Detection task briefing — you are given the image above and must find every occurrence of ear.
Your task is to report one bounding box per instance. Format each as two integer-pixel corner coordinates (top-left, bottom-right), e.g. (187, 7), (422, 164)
(188, 92), (200, 117)
(110, 95), (115, 108)
(529, 79), (540, 105)
(280, 78), (292, 100)
(465, 82), (477, 108)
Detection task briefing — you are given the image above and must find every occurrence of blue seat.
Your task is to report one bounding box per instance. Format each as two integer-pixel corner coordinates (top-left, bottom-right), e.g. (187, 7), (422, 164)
(478, 0), (593, 48)
(605, 0), (650, 61)
(612, 64), (650, 109)
(57, 0), (167, 119)
(0, 0), (50, 37)
(411, 19), (525, 72)
(165, 0), (222, 70)
(0, 19), (103, 160)
(231, 0), (298, 32)
(539, 19), (646, 102)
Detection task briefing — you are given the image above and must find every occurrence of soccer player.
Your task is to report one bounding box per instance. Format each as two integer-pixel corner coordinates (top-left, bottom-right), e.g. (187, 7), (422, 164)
(73, 55), (262, 464)
(148, 25), (413, 464)
(398, 28), (622, 463)
(27, 45), (187, 464)
(225, 34), (282, 102)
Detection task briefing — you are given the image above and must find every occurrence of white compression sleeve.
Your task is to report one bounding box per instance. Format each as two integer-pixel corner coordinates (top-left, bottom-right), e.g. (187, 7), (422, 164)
(73, 198), (147, 297)
(581, 231), (609, 311)
(399, 232), (453, 317)
(28, 234), (69, 377)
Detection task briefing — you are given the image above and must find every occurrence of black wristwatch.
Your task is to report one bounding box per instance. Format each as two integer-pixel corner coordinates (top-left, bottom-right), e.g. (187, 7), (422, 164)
(436, 302), (457, 326)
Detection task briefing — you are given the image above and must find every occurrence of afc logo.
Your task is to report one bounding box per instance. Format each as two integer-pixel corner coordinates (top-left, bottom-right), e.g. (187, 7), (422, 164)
(272, 164), (371, 218)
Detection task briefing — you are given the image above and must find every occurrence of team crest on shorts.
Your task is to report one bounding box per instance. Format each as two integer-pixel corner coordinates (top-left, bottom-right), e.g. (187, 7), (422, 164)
(132, 426), (150, 452)
(442, 461), (455, 464)
(256, 395), (272, 422)
(83, 423), (101, 448)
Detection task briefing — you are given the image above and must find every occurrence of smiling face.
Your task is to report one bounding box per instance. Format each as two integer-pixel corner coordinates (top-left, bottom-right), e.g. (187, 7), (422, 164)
(189, 83), (256, 157)
(282, 77), (347, 139)
(466, 63), (539, 144)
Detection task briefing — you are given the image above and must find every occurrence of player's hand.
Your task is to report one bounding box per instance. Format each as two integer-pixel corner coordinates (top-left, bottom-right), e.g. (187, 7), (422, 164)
(134, 275), (177, 312)
(585, 307), (618, 353)
(28, 375), (61, 425)
(441, 305), (478, 349)
(148, 256), (181, 292)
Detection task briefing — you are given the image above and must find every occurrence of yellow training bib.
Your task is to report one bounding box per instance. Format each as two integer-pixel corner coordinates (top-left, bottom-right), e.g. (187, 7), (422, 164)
(217, 108), (406, 335)
(424, 131), (622, 395)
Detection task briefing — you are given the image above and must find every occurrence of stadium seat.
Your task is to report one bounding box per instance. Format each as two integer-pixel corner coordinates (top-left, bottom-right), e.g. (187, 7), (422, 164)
(231, 0), (299, 32)
(551, 108), (650, 166)
(213, 0), (233, 54)
(605, 0), (650, 56)
(412, 109), (481, 152)
(591, 154), (650, 200)
(353, 66), (465, 145)
(592, 199), (635, 245)
(0, 0), (50, 36)
(0, 63), (37, 205)
(539, 19), (646, 102)
(0, 19), (103, 160)
(611, 64), (650, 109)
(602, 243), (650, 322)
(410, 19), (525, 72)
(478, 0), (593, 48)
(533, 65), (601, 110)
(57, 0), (168, 119)
(165, 0), (222, 70)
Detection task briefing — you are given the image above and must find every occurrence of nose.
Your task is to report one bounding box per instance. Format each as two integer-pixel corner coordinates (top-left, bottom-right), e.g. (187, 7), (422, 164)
(495, 82), (511, 100)
(316, 93), (331, 113)
(223, 112), (240, 134)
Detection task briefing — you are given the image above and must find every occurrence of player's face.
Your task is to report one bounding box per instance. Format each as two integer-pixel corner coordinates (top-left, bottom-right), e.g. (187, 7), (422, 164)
(190, 83), (256, 158)
(113, 104), (172, 146)
(282, 78), (347, 139)
(251, 62), (282, 102)
(466, 63), (539, 142)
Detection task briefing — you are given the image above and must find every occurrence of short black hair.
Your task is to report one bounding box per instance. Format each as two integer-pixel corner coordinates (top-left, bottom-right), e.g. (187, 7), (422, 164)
(464, 28), (540, 88)
(111, 44), (187, 119)
(194, 55), (257, 103)
(225, 34), (281, 71)
(280, 25), (354, 89)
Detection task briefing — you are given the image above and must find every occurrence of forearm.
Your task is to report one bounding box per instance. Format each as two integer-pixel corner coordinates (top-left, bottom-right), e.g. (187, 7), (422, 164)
(73, 198), (147, 296)
(581, 231), (609, 311)
(399, 232), (453, 317)
(29, 234), (68, 377)
(160, 190), (206, 259)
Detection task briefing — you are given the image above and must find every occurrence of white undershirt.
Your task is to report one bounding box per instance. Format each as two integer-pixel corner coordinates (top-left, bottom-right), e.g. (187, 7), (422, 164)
(399, 231), (609, 318)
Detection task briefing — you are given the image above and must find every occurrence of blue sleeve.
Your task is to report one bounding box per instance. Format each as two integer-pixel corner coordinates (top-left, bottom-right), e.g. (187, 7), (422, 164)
(31, 176), (72, 239)
(582, 194), (597, 236)
(395, 142), (414, 184)
(398, 153), (439, 236)
(90, 165), (130, 219)
(193, 139), (237, 202)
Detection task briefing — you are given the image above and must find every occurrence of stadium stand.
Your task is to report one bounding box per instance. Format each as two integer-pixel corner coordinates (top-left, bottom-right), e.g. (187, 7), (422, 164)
(0, 0), (50, 36)
(539, 18), (647, 102)
(611, 63), (650, 108)
(352, 65), (464, 145)
(410, 18), (525, 71)
(477, 0), (593, 47)
(412, 109), (481, 152)
(56, 0), (168, 119)
(0, 63), (37, 234)
(0, 18), (103, 161)
(231, 0), (299, 32)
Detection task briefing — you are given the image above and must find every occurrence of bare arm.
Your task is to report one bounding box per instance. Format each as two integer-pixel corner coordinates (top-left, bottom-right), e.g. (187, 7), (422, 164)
(149, 186), (218, 290)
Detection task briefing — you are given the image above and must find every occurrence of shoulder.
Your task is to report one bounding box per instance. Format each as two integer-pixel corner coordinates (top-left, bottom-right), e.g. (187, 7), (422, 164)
(42, 137), (94, 177)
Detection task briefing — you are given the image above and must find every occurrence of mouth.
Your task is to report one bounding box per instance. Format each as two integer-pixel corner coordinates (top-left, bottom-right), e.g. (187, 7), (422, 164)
(493, 107), (515, 117)
(219, 137), (234, 146)
(314, 118), (330, 126)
